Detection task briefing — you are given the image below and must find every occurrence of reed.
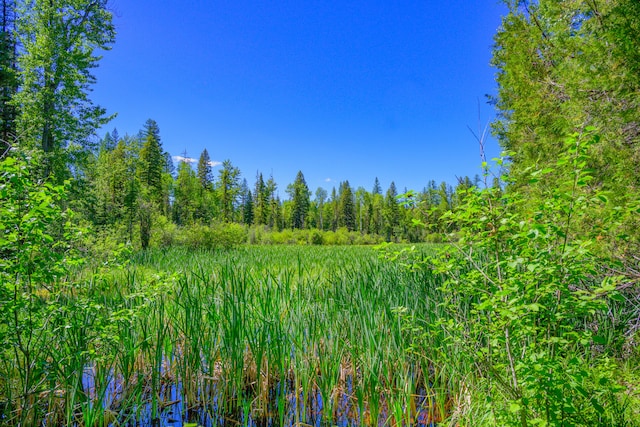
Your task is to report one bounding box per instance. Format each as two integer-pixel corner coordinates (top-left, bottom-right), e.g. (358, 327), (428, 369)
(1, 244), (462, 426)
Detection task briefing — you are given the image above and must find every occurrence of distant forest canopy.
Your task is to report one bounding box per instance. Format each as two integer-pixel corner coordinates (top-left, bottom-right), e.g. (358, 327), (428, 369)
(89, 120), (489, 247)
(1, 0), (639, 250)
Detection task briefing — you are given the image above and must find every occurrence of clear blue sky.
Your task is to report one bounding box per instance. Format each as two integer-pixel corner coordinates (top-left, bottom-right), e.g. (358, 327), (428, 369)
(93, 0), (506, 196)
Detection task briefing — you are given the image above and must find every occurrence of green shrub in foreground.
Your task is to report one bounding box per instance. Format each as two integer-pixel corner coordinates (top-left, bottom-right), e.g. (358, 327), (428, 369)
(432, 130), (636, 426)
(385, 129), (639, 426)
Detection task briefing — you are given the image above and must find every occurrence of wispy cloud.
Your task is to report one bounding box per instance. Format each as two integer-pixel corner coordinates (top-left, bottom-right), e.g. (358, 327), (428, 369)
(324, 178), (332, 183)
(173, 155), (196, 164)
(173, 156), (222, 167)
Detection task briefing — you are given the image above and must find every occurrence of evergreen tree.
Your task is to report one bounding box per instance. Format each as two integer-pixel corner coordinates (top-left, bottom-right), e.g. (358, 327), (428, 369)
(138, 119), (165, 212)
(265, 174), (278, 228)
(197, 148), (213, 190)
(492, 0), (640, 201)
(366, 200), (374, 234)
(253, 172), (268, 225)
(173, 159), (198, 225)
(93, 140), (127, 226)
(372, 177), (382, 195)
(339, 181), (356, 231)
(272, 195), (283, 231)
(217, 159), (241, 222)
(289, 171), (310, 229)
(92, 135), (140, 241)
(370, 191), (384, 235)
(355, 186), (367, 233)
(163, 151), (175, 176)
(240, 179), (254, 225)
(0, 0), (17, 152)
(330, 187), (339, 231)
(99, 128), (119, 152)
(383, 181), (400, 241)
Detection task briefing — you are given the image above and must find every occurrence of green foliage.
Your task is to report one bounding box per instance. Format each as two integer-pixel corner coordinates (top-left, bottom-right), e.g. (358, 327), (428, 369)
(196, 148), (212, 190)
(288, 170), (310, 229)
(492, 0), (640, 207)
(383, 181), (401, 241)
(217, 159), (241, 223)
(173, 159), (199, 225)
(245, 226), (384, 246)
(0, 153), (83, 424)
(338, 180), (356, 231)
(425, 130), (636, 425)
(178, 222), (247, 250)
(138, 119), (166, 211)
(0, 0), (18, 150)
(11, 0), (115, 180)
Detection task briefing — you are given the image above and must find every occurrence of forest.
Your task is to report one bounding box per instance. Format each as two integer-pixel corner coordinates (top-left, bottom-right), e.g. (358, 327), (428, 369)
(1, 0), (640, 426)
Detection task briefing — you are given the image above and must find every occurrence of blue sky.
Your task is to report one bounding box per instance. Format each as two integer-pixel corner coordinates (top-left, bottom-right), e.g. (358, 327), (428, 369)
(93, 0), (506, 196)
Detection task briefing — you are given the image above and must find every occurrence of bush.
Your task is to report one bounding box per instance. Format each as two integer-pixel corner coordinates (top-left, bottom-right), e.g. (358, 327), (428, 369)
(179, 223), (247, 250)
(309, 229), (324, 245)
(211, 222), (247, 249)
(428, 130), (633, 425)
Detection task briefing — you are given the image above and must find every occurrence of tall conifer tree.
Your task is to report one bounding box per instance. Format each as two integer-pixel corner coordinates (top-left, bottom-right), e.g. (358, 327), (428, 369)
(290, 171), (310, 229)
(197, 148), (213, 190)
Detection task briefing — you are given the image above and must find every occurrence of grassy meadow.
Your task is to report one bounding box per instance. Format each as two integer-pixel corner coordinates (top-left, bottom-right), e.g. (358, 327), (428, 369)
(1, 244), (466, 426)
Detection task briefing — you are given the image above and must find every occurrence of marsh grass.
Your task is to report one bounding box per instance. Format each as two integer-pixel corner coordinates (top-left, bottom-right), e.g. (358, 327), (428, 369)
(1, 244), (463, 426)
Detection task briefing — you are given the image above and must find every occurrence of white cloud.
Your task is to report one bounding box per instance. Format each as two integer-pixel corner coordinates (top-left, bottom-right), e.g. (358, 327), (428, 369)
(325, 178), (332, 182)
(172, 156), (222, 167)
(173, 155), (196, 164)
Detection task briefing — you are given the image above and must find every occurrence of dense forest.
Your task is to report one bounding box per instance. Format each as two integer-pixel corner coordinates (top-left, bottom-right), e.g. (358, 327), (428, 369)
(1, 0), (640, 426)
(0, 0), (492, 251)
(87, 121), (483, 248)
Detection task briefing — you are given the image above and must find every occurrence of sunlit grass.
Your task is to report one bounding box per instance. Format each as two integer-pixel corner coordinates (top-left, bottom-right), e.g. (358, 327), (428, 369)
(1, 244), (470, 426)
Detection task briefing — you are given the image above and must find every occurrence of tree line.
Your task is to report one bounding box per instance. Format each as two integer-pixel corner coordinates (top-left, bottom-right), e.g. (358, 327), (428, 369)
(2, 0), (638, 250)
(0, 0), (499, 251)
(88, 121), (488, 248)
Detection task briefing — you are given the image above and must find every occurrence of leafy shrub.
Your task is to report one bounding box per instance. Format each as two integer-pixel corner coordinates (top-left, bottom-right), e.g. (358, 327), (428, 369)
(385, 129), (638, 425)
(152, 214), (178, 248)
(178, 222), (247, 250)
(211, 222), (247, 249)
(0, 154), (84, 424)
(309, 229), (324, 245)
(433, 130), (635, 425)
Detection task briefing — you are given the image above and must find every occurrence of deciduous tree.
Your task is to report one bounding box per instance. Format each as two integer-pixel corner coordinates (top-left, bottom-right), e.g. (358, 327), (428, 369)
(12, 0), (115, 180)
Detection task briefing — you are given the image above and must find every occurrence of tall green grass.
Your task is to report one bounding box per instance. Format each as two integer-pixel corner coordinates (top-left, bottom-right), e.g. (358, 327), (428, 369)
(1, 244), (468, 426)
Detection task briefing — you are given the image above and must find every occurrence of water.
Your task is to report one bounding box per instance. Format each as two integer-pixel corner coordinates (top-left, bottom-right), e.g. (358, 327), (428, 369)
(81, 364), (441, 427)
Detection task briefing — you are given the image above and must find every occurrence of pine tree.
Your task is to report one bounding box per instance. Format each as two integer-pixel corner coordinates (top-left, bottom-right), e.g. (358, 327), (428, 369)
(289, 171), (310, 229)
(355, 187), (367, 233)
(197, 148), (213, 190)
(265, 174), (278, 228)
(339, 181), (356, 231)
(372, 177), (382, 195)
(138, 119), (165, 212)
(253, 172), (268, 226)
(240, 179), (254, 225)
(383, 181), (400, 241)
